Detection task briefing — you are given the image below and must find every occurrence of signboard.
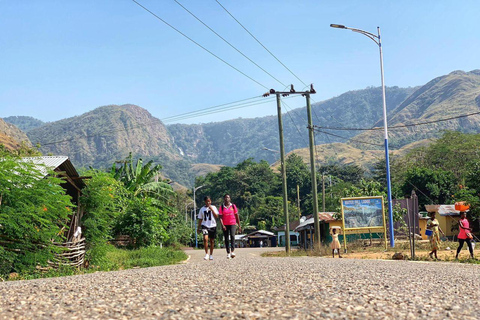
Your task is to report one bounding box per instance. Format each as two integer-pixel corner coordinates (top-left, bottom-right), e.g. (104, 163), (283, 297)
(341, 197), (384, 229)
(340, 196), (387, 251)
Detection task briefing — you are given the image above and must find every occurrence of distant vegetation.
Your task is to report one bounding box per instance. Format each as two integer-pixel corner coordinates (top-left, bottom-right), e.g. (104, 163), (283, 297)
(3, 116), (45, 132)
(4, 69), (480, 190)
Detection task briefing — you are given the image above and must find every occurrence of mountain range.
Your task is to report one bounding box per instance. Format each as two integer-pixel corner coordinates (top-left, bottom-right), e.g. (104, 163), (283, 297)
(2, 69), (480, 187)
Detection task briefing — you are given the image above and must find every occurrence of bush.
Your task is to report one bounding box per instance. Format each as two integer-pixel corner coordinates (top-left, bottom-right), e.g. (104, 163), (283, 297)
(114, 197), (169, 248)
(0, 155), (73, 274)
(81, 170), (125, 248)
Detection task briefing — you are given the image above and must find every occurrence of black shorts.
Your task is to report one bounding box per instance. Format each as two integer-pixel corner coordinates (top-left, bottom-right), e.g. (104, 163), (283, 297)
(201, 226), (217, 238)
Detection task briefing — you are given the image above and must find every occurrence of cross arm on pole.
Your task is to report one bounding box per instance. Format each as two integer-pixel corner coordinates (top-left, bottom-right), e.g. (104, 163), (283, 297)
(262, 84), (316, 97)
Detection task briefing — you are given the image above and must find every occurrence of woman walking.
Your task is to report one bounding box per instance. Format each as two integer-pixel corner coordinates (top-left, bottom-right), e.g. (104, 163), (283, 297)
(456, 212), (474, 260)
(426, 212), (445, 260)
(197, 196), (219, 260)
(219, 194), (241, 259)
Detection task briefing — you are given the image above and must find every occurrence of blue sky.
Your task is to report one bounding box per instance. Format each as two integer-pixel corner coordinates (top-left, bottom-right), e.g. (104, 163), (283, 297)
(1, 1), (479, 124)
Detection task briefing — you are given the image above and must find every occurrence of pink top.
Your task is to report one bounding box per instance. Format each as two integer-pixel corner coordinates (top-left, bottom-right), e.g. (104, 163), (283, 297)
(219, 203), (238, 226)
(458, 218), (470, 240)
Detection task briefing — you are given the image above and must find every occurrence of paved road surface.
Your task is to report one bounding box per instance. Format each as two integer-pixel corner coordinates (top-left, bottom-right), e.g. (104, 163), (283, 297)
(0, 247), (478, 319)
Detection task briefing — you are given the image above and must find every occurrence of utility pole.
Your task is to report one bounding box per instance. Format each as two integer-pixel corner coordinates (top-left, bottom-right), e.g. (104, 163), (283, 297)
(276, 93), (290, 254)
(297, 184), (301, 219)
(322, 172), (326, 213)
(305, 89), (321, 249)
(263, 85), (317, 253)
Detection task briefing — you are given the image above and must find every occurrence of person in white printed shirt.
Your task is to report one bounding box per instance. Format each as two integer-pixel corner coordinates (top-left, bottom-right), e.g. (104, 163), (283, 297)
(197, 196), (219, 260)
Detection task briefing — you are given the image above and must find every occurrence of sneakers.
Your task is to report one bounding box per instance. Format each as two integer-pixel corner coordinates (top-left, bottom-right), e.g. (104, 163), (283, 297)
(231, 252), (236, 258)
(204, 254), (209, 260)
(227, 253), (231, 259)
(209, 255), (214, 260)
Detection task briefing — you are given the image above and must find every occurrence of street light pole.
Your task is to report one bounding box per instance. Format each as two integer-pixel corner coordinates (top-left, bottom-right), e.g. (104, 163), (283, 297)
(185, 201), (194, 222)
(193, 185), (205, 248)
(330, 24), (395, 247)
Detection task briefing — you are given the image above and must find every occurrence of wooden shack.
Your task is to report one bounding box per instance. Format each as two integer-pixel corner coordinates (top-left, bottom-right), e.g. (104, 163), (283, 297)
(21, 156), (88, 267)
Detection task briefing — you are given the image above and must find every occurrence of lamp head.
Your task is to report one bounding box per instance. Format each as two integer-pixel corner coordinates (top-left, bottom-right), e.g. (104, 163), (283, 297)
(330, 24), (347, 29)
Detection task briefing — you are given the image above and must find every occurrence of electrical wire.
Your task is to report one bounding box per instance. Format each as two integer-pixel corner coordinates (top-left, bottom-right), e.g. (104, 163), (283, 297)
(314, 109), (480, 131)
(162, 95), (267, 122)
(173, 0), (286, 87)
(131, 0), (268, 90)
(214, 0), (335, 127)
(35, 96), (276, 146)
(313, 128), (383, 147)
(281, 100), (309, 147)
(214, 0), (305, 87)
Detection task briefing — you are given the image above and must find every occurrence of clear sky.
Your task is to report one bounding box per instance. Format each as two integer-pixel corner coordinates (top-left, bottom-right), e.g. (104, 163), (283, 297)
(1, 0), (479, 124)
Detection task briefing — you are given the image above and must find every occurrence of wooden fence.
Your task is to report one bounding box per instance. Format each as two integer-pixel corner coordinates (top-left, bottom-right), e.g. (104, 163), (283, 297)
(49, 238), (86, 268)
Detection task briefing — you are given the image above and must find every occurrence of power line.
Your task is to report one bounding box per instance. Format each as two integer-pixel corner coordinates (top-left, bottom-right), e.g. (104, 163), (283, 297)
(215, 0), (306, 87)
(214, 0), (342, 131)
(281, 100), (309, 147)
(36, 96), (276, 147)
(131, 0), (268, 90)
(162, 95), (266, 122)
(163, 98), (278, 123)
(314, 109), (480, 131)
(313, 128), (383, 147)
(173, 0), (286, 87)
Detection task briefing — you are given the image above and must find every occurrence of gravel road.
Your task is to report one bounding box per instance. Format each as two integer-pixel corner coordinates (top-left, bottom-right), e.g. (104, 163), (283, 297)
(0, 247), (478, 319)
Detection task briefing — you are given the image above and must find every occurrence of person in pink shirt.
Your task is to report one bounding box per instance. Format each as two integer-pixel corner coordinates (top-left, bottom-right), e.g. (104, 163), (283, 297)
(456, 212), (474, 259)
(219, 194), (241, 259)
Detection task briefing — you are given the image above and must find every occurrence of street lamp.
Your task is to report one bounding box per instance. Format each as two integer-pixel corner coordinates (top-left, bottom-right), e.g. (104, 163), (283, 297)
(330, 23), (395, 247)
(193, 185), (205, 248)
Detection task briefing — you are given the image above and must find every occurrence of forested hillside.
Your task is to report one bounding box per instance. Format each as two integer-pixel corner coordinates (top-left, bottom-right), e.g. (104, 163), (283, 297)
(7, 69), (480, 187)
(353, 70), (480, 149)
(168, 86), (416, 166)
(0, 118), (32, 150)
(3, 116), (45, 132)
(26, 104), (191, 184)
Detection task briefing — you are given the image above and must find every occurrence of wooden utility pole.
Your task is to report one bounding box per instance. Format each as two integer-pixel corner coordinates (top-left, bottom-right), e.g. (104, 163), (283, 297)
(297, 184), (301, 219)
(305, 89), (321, 249)
(263, 85), (317, 253)
(322, 172), (326, 213)
(275, 93), (290, 254)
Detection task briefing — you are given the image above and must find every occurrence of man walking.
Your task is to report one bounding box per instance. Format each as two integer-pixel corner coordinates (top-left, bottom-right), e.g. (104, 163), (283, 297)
(197, 196), (219, 260)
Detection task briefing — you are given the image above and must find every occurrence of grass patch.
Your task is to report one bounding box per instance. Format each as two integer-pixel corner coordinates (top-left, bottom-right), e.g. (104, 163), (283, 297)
(261, 246), (331, 257)
(104, 246), (187, 269)
(3, 245), (188, 281)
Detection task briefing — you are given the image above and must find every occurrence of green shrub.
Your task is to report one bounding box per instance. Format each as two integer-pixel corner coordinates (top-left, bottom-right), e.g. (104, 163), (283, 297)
(0, 155), (73, 274)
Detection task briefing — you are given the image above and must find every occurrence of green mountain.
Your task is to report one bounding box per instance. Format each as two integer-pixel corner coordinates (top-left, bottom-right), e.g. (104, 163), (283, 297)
(168, 86), (417, 166)
(3, 116), (45, 132)
(16, 69), (480, 187)
(352, 70), (480, 149)
(0, 118), (32, 150)
(27, 104), (191, 184)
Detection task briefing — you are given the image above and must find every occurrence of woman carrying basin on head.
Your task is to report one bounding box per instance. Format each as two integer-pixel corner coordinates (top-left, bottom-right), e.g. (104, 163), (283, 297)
(426, 211), (445, 260)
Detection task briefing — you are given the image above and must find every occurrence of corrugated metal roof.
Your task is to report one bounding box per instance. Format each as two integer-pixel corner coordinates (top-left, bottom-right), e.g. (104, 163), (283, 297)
(22, 156), (69, 175)
(20, 156), (85, 189)
(294, 212), (337, 231)
(244, 230), (275, 238)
